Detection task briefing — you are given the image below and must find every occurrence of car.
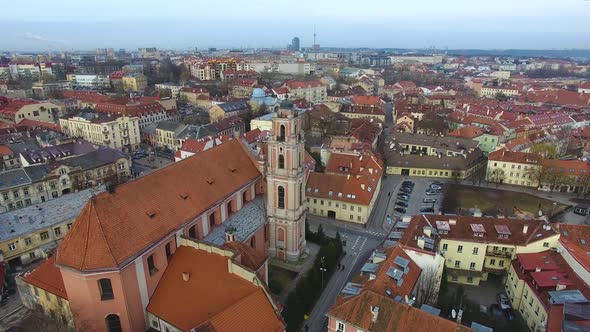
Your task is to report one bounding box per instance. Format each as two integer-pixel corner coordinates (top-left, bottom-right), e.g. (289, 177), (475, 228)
(432, 181), (444, 186)
(497, 294), (511, 310)
(394, 207), (407, 214)
(397, 196), (410, 202)
(402, 181), (415, 188)
(423, 198), (437, 203)
(397, 193), (409, 199)
(425, 190), (439, 196)
(400, 187), (412, 194)
(430, 184), (442, 190)
(420, 207), (435, 213)
(574, 206), (589, 216)
(395, 201), (409, 207)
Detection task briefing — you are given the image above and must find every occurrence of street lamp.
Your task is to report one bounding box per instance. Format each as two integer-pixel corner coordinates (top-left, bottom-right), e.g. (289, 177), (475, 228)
(320, 256), (327, 289)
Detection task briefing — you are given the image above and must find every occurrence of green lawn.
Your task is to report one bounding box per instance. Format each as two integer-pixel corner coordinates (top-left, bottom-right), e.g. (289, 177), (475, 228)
(443, 184), (569, 218)
(268, 265), (298, 295)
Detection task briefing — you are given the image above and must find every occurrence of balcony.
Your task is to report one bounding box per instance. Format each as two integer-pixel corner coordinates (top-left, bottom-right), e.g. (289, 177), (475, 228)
(486, 250), (513, 259)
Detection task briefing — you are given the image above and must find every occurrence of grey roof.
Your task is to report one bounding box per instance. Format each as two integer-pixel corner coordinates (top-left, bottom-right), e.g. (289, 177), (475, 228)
(549, 290), (589, 305)
(0, 187), (103, 242)
(204, 197), (266, 246)
(0, 169), (31, 190)
(384, 150), (484, 171)
(361, 263), (378, 273)
(563, 320), (590, 332)
(20, 140), (98, 166)
(156, 121), (188, 134)
(177, 124), (216, 140)
(218, 101), (250, 112)
(341, 282), (363, 297)
(24, 165), (51, 182)
(60, 148), (127, 170)
(7, 140), (41, 155)
(470, 322), (493, 332)
(420, 304), (441, 317)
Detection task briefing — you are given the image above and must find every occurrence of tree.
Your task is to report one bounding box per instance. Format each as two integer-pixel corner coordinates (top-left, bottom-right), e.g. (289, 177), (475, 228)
(488, 168), (505, 188)
(316, 224), (326, 244)
(334, 231), (343, 256)
(180, 68), (192, 83)
(495, 92), (509, 101)
(415, 265), (442, 306)
(530, 143), (558, 158)
(158, 88), (172, 99)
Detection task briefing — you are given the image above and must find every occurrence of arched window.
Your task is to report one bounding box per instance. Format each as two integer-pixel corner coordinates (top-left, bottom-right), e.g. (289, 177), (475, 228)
(243, 191), (248, 204)
(227, 201), (233, 215)
(279, 124), (286, 141)
(105, 314), (122, 332)
(278, 228), (285, 241)
(278, 186), (285, 209)
(278, 154), (285, 169)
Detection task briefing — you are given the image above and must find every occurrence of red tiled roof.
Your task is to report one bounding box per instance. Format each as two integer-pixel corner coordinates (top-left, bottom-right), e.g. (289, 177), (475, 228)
(17, 119), (60, 131)
(558, 224), (590, 273)
(272, 87), (289, 95)
(0, 145), (13, 157)
(180, 135), (231, 154)
(580, 82), (590, 89)
(488, 148), (542, 165)
(180, 87), (209, 94)
(22, 255), (67, 299)
(352, 96), (383, 106)
(242, 129), (263, 144)
(62, 90), (111, 104)
(56, 139), (262, 271)
(146, 245), (284, 332)
(0, 99), (38, 115)
(110, 71), (126, 79)
(224, 241), (267, 271)
(285, 80), (325, 89)
(542, 159), (590, 176)
(448, 125), (484, 139)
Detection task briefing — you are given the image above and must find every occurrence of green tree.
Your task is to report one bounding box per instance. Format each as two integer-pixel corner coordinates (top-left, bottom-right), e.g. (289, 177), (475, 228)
(316, 224), (326, 244)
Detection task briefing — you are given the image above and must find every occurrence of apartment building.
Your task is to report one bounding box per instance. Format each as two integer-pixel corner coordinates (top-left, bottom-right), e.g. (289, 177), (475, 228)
(306, 151), (382, 224)
(60, 111), (141, 152)
(486, 149), (543, 187)
(340, 96), (387, 123)
(448, 125), (501, 154)
(398, 215), (560, 286)
(188, 58), (251, 81)
(283, 80), (327, 103)
(208, 100), (250, 123)
(122, 72), (147, 92)
(179, 87), (210, 107)
(66, 74), (111, 89)
(0, 187), (99, 268)
(95, 98), (175, 129)
(155, 83), (183, 98)
(480, 86), (520, 98)
(0, 98), (59, 124)
(230, 78), (258, 98)
(384, 132), (486, 179)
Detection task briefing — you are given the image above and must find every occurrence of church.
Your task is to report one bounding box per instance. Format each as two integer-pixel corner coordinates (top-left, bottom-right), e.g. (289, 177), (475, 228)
(21, 105), (307, 331)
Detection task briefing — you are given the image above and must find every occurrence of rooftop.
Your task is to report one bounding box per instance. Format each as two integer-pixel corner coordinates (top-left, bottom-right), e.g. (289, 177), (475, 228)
(21, 255), (67, 299)
(204, 197), (266, 246)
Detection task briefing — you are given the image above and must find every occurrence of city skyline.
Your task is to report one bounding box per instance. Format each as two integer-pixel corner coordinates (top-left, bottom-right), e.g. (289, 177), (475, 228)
(1, 0), (589, 51)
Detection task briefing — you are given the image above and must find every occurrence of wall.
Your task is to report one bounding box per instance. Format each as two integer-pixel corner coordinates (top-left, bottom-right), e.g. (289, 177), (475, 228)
(17, 278), (74, 329)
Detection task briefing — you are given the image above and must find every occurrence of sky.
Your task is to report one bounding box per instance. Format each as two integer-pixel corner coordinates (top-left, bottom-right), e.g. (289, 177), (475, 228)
(1, 0), (589, 51)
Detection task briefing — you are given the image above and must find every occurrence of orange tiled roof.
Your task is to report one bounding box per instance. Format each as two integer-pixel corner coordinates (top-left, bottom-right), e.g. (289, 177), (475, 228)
(542, 159), (590, 176)
(352, 95), (383, 106)
(558, 224), (590, 273)
(488, 148), (542, 165)
(364, 245), (422, 298)
(224, 241), (267, 271)
(17, 119), (60, 131)
(0, 145), (13, 157)
(56, 139), (262, 271)
(22, 255), (68, 299)
(146, 246), (284, 332)
(285, 80), (325, 90)
(447, 125), (484, 139)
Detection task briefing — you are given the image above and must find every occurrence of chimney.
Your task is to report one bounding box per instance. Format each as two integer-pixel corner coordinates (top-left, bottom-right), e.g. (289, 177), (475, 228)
(182, 272), (190, 282)
(423, 227), (432, 237)
(225, 228), (236, 243)
(361, 184), (366, 190)
(370, 306), (380, 323)
(449, 219), (457, 225)
(523, 224), (529, 234)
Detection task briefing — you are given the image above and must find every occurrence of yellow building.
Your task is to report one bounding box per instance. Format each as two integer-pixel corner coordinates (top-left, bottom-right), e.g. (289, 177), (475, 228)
(398, 215), (560, 286)
(486, 148), (542, 187)
(59, 112), (141, 152)
(122, 72), (147, 92)
(0, 188), (97, 267)
(179, 87), (210, 107)
(208, 101), (250, 123)
(155, 121), (189, 151)
(306, 151), (382, 224)
(0, 100), (60, 124)
(480, 86), (520, 98)
(384, 132), (486, 179)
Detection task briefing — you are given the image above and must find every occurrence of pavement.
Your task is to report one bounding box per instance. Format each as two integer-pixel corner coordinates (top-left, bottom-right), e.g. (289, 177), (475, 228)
(131, 155), (174, 178)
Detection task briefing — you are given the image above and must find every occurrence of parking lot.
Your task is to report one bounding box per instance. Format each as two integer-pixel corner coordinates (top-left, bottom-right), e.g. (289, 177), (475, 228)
(383, 176), (444, 224)
(130, 149), (174, 178)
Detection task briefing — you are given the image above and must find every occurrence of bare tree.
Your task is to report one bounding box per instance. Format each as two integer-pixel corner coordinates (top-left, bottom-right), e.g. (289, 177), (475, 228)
(415, 265), (441, 306)
(488, 168), (505, 188)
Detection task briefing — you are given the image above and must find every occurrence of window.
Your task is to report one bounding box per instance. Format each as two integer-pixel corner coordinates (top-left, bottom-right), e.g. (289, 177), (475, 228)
(490, 259), (496, 266)
(29, 252), (36, 259)
(105, 314), (122, 332)
(451, 275), (458, 281)
(442, 243), (448, 251)
(473, 247), (478, 255)
(8, 243), (16, 251)
(40, 231), (49, 240)
(543, 242), (549, 247)
(499, 260), (505, 267)
(23, 187), (29, 196)
(457, 245), (463, 253)
(454, 260), (460, 268)
(299, 183), (302, 206)
(165, 242), (172, 261)
(13, 190), (19, 198)
(147, 254), (157, 275)
(99, 279), (114, 300)
(467, 276), (473, 283)
(2, 192), (8, 200)
(337, 321), (345, 332)
(279, 124), (286, 141)
(278, 186), (285, 209)
(25, 237), (32, 246)
(209, 213), (215, 228)
(320, 200), (324, 205)
(243, 191), (248, 204)
(350, 214), (353, 220)
(54, 227), (61, 237)
(67, 223), (73, 230)
(470, 262), (476, 270)
(278, 154), (285, 169)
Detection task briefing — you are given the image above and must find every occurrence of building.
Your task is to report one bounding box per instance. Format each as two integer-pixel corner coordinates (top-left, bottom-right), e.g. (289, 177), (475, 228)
(327, 245), (470, 332)
(306, 151), (382, 224)
(0, 187), (100, 268)
(389, 54), (444, 64)
(109, 71), (125, 92)
(155, 121), (191, 151)
(398, 214), (560, 286)
(59, 111), (141, 152)
(122, 72), (147, 92)
(174, 135), (231, 161)
(67, 74), (111, 89)
(155, 83), (183, 99)
(31, 81), (72, 99)
(480, 86), (520, 98)
(0, 98), (59, 124)
(94, 97), (176, 130)
(230, 78), (258, 98)
(289, 37), (300, 51)
(187, 57), (251, 81)
(448, 125), (501, 154)
(283, 80), (327, 103)
(340, 96), (387, 123)
(208, 100), (250, 123)
(178, 87), (210, 106)
(384, 132), (486, 179)
(579, 81), (590, 94)
(486, 148), (543, 187)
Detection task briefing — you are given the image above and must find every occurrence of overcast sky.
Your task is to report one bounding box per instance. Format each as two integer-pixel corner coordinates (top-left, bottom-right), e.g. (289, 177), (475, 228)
(1, 0), (589, 51)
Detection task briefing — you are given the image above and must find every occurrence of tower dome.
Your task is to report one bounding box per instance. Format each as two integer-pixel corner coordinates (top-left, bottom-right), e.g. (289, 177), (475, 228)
(252, 88), (266, 99)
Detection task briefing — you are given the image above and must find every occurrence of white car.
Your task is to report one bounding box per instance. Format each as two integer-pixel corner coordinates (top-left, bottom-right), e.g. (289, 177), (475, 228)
(497, 294), (511, 310)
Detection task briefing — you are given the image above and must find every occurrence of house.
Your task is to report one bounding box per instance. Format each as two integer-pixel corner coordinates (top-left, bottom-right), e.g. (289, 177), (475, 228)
(448, 125), (501, 154)
(175, 135), (231, 161)
(283, 80), (327, 103)
(230, 78), (258, 98)
(306, 151), (382, 224)
(579, 81), (590, 94)
(179, 87), (210, 107)
(486, 148), (542, 187)
(208, 100), (250, 123)
(0, 98), (60, 124)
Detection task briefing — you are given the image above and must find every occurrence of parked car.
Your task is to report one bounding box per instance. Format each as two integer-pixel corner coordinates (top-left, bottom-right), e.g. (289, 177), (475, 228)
(394, 207), (407, 214)
(395, 201), (409, 207)
(425, 190), (439, 196)
(497, 294), (511, 310)
(397, 193), (409, 199)
(432, 180), (444, 186)
(430, 184), (442, 190)
(402, 181), (415, 188)
(574, 206), (589, 216)
(420, 207), (435, 213)
(423, 198), (437, 203)
(397, 196), (410, 202)
(400, 187), (412, 194)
